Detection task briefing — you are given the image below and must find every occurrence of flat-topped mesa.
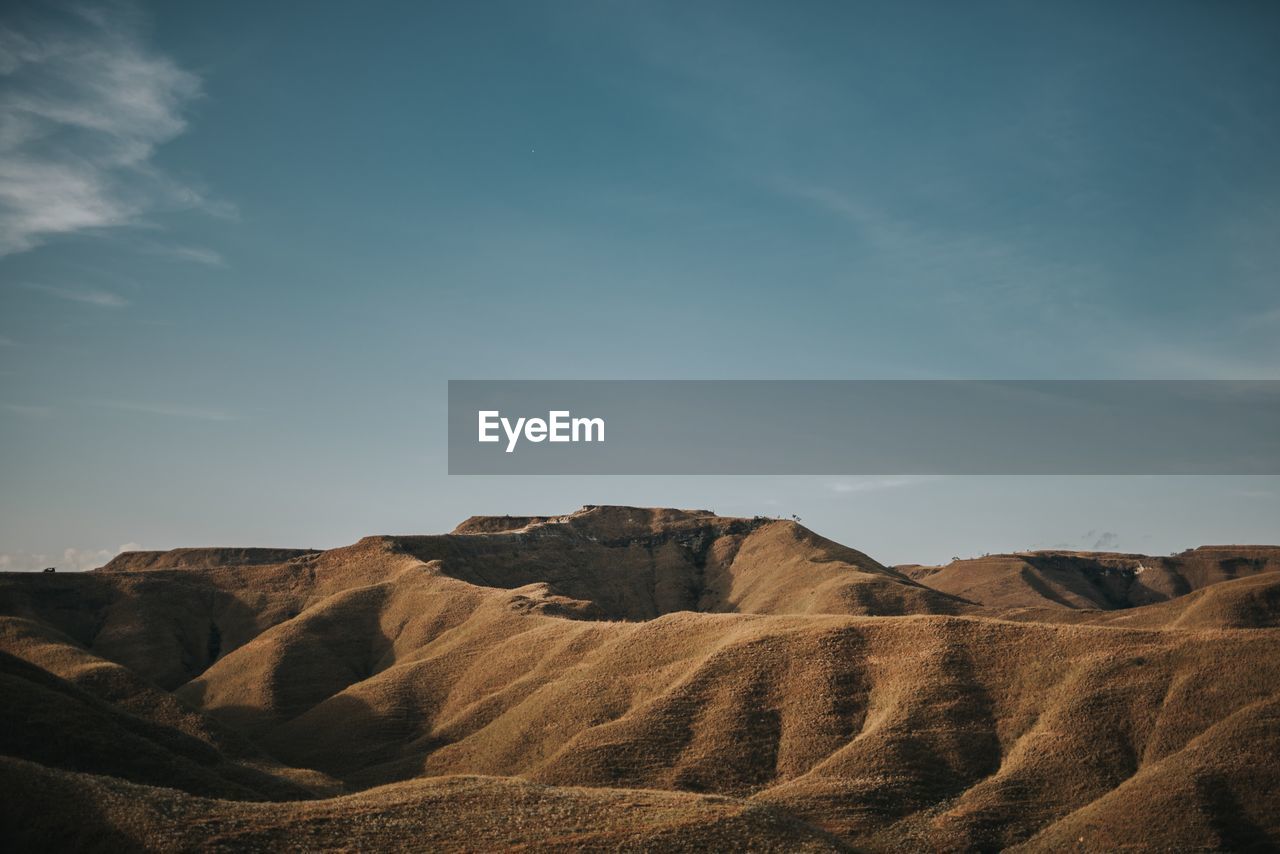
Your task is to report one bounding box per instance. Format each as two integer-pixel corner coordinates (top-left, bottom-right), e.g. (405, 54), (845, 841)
(451, 505), (743, 540)
(395, 506), (961, 621)
(98, 547), (321, 573)
(389, 507), (773, 621)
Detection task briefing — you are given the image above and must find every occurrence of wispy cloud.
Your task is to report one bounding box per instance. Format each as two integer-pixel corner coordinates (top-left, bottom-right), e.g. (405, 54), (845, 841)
(102, 401), (240, 421)
(3, 403), (51, 417)
(145, 243), (225, 266)
(783, 182), (1280, 379)
(0, 334), (16, 346)
(1230, 488), (1275, 500)
(827, 476), (941, 494)
(775, 179), (1101, 314)
(1242, 306), (1280, 330)
(1110, 340), (1279, 380)
(23, 282), (127, 307)
(0, 5), (208, 255)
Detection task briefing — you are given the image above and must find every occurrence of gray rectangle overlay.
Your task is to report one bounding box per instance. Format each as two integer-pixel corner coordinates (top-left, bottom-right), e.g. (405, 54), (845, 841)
(448, 380), (1280, 474)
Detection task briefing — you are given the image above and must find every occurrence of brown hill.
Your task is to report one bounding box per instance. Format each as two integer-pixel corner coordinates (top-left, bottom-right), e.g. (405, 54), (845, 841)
(901, 545), (1280, 611)
(1, 506), (1278, 851)
(393, 506), (966, 620)
(0, 758), (848, 852)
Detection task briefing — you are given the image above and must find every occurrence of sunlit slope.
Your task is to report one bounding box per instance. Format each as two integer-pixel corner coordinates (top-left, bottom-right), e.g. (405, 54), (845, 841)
(182, 587), (1280, 850)
(2, 507), (1278, 851)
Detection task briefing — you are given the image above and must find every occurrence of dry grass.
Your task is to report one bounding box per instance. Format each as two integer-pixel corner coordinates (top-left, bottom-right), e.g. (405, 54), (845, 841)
(1, 506), (1277, 851)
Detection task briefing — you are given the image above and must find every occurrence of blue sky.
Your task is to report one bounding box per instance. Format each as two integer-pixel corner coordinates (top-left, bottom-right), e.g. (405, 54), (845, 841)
(1, 0), (1278, 568)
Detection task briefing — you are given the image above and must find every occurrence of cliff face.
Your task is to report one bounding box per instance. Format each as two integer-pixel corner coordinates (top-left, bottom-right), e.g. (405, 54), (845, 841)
(2, 507), (1279, 852)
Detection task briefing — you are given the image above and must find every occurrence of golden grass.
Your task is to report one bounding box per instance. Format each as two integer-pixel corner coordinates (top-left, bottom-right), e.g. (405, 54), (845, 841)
(1, 506), (1277, 851)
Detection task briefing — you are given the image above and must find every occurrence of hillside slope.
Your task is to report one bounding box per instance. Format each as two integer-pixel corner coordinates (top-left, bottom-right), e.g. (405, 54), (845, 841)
(1, 506), (1277, 851)
(902, 546), (1280, 611)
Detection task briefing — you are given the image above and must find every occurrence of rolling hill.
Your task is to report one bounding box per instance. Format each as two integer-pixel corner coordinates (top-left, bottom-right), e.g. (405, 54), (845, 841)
(2, 506), (1277, 851)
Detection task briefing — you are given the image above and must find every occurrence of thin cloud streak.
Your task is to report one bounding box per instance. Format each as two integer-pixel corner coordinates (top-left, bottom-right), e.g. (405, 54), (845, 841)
(146, 244), (225, 266)
(828, 476), (941, 494)
(101, 401), (241, 421)
(3, 403), (51, 417)
(1230, 489), (1275, 500)
(773, 179), (1099, 313)
(23, 282), (127, 307)
(1243, 306), (1280, 330)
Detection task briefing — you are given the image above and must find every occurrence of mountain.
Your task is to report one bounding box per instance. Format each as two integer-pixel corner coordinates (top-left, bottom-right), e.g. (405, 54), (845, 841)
(2, 505), (1277, 851)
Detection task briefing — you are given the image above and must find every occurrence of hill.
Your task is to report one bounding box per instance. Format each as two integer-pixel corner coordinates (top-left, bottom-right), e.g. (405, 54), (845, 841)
(900, 546), (1280, 611)
(1, 506), (1277, 851)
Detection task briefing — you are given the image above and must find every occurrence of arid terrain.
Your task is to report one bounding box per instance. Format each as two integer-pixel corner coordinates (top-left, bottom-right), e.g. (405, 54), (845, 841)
(2, 506), (1278, 851)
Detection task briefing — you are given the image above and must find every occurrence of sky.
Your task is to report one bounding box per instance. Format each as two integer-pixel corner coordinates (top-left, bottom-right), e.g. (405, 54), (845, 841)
(1, 0), (1278, 569)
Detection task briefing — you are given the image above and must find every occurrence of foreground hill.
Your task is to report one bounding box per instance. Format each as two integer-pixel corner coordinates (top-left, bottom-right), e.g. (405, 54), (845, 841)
(0, 758), (847, 852)
(1, 506), (1278, 851)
